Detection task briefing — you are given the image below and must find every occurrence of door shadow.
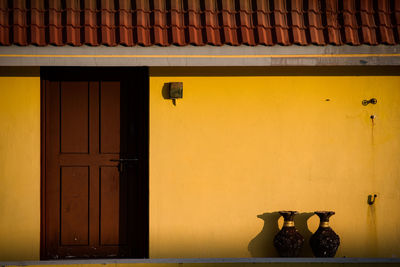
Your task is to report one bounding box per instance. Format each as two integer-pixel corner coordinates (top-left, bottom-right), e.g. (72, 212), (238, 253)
(119, 68), (149, 258)
(248, 212), (315, 257)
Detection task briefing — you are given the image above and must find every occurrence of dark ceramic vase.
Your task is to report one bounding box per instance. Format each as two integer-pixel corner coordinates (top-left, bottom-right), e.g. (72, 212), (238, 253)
(273, 211), (304, 257)
(310, 211), (340, 257)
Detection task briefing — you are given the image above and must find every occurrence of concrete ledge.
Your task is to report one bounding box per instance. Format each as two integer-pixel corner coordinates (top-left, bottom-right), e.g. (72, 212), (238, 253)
(0, 45), (399, 66)
(1, 258), (400, 266)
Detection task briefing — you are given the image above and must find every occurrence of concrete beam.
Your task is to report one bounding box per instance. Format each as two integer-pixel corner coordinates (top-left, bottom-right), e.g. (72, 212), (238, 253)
(0, 45), (399, 66)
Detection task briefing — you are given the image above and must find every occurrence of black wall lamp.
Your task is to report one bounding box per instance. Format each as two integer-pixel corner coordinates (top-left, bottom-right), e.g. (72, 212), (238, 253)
(163, 82), (183, 105)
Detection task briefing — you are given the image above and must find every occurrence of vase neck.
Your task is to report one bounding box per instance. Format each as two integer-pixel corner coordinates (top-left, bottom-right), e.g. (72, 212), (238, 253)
(319, 221), (330, 228)
(279, 211), (298, 222)
(315, 211), (335, 227)
(283, 221), (295, 227)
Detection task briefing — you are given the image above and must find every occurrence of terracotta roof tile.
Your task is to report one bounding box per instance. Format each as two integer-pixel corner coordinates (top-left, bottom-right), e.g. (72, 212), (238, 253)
(395, 0), (400, 41)
(273, 0), (290, 45)
(13, 0), (28, 45)
(136, 0), (151, 46)
(0, 0), (10, 45)
(377, 0), (396, 44)
(255, 0), (274, 45)
(205, 0), (222, 45)
(119, 0), (134, 46)
(187, 0), (204, 45)
(291, 0), (308, 45)
(342, 0), (359, 45)
(325, 0), (342, 44)
(48, 0), (63, 46)
(239, 0), (256, 45)
(66, 0), (82, 46)
(307, 0), (325, 45)
(101, 0), (117, 46)
(171, 0), (186, 45)
(221, 0), (239, 45)
(0, 0), (399, 47)
(31, 0), (46, 46)
(359, 0), (377, 45)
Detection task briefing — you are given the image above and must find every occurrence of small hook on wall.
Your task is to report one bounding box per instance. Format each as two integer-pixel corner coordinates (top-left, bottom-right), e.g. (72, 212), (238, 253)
(362, 98), (377, 106)
(367, 194), (377, 205)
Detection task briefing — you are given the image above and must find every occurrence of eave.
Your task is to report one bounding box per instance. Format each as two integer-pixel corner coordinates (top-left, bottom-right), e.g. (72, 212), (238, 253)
(0, 45), (399, 66)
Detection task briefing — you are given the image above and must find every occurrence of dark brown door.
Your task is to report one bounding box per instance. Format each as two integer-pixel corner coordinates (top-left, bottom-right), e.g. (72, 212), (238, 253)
(41, 68), (148, 259)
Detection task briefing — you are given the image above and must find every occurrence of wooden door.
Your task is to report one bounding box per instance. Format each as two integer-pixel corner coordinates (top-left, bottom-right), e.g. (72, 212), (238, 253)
(41, 68), (148, 259)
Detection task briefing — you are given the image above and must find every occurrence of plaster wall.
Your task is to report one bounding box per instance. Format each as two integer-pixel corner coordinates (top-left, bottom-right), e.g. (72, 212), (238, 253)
(0, 71), (40, 260)
(149, 67), (400, 258)
(0, 67), (399, 260)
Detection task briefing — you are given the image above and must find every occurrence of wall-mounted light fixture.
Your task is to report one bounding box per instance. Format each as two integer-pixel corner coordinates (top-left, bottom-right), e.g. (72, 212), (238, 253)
(163, 82), (183, 105)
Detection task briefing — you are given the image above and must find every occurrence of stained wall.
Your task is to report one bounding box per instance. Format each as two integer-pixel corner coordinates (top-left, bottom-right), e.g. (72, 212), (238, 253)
(149, 67), (400, 258)
(0, 67), (399, 261)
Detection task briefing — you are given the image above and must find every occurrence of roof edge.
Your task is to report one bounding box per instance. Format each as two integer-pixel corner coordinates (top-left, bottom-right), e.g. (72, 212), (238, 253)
(0, 45), (399, 66)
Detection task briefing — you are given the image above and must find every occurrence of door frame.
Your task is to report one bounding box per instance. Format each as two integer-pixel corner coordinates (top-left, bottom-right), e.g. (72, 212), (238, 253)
(40, 67), (149, 259)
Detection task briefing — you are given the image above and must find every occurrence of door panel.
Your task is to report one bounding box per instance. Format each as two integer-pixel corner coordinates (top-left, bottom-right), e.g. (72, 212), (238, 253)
(100, 82), (120, 154)
(60, 82), (89, 154)
(42, 68), (148, 259)
(100, 166), (126, 246)
(60, 166), (89, 246)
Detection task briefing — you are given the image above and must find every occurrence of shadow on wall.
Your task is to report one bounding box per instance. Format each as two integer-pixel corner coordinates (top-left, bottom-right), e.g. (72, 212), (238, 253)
(248, 212), (314, 257)
(248, 212), (281, 257)
(294, 212), (314, 257)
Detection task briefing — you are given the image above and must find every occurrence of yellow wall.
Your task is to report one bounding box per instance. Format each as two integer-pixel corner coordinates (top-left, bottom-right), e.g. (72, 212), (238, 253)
(149, 68), (400, 258)
(0, 70), (41, 260)
(1, 67), (399, 261)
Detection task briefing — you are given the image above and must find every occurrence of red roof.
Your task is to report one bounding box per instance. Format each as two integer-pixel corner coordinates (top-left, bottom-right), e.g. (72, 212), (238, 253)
(0, 0), (399, 47)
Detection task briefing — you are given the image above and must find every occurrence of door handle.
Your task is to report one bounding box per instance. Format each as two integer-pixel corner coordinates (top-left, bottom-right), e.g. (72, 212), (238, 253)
(110, 158), (139, 172)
